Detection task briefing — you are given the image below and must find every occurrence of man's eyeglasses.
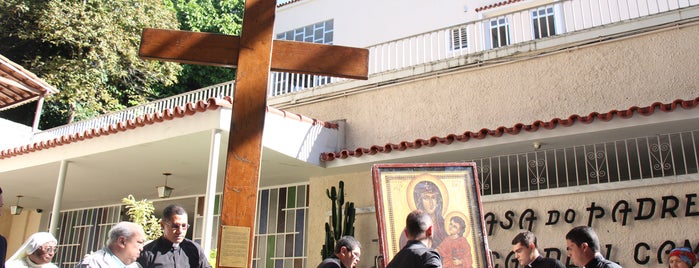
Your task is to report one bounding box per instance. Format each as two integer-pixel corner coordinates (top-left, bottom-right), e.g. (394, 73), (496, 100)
(167, 223), (190, 230)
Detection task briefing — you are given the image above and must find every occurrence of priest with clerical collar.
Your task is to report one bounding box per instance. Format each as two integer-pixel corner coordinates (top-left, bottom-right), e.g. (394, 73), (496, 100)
(137, 204), (211, 268)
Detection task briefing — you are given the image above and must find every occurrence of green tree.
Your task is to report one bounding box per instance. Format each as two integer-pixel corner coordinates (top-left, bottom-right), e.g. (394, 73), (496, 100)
(0, 0), (182, 128)
(158, 0), (244, 96)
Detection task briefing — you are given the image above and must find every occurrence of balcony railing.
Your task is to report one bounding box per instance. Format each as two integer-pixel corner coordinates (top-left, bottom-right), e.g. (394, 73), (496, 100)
(10, 0), (697, 150)
(25, 81), (234, 147)
(474, 130), (699, 196)
(268, 0), (699, 96)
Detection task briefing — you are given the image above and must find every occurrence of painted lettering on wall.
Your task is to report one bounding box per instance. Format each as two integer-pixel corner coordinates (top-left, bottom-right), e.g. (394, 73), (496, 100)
(484, 193), (699, 267)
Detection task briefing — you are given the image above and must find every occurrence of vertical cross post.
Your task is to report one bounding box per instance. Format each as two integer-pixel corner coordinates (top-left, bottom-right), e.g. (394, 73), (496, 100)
(217, 0), (275, 267)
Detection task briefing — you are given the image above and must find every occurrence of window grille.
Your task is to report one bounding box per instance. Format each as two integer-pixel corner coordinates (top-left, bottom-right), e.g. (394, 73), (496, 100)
(475, 130), (699, 196)
(253, 184), (309, 268)
(55, 205), (124, 268)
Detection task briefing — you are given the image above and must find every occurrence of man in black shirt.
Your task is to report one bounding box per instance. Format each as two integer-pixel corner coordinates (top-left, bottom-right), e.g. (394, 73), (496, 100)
(317, 236), (361, 268)
(565, 226), (622, 268)
(138, 204), (211, 268)
(387, 210), (442, 268)
(512, 231), (564, 268)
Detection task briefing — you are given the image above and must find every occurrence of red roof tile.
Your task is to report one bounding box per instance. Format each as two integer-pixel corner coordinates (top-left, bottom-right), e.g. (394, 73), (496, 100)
(277, 0), (303, 8)
(319, 97), (699, 162)
(0, 97), (337, 159)
(475, 0), (526, 12)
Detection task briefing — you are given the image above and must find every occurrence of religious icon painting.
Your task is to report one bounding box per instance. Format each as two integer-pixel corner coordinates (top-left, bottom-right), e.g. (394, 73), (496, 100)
(372, 162), (492, 268)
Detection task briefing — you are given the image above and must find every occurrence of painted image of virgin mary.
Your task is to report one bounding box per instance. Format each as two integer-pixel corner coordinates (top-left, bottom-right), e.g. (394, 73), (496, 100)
(400, 179), (448, 248)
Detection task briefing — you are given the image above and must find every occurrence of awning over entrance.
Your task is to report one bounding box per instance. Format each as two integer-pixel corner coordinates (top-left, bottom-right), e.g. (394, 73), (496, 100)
(0, 54), (59, 111)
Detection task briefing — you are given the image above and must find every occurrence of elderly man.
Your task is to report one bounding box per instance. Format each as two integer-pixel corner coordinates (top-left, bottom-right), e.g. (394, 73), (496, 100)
(78, 221), (146, 268)
(387, 210), (442, 268)
(137, 204), (211, 268)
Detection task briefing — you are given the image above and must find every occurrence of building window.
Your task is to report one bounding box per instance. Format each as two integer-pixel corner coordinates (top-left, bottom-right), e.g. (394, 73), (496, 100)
(450, 26), (468, 51)
(273, 20), (334, 95)
(532, 6), (556, 39)
(490, 17), (510, 48)
(253, 184), (309, 268)
(276, 20), (334, 44)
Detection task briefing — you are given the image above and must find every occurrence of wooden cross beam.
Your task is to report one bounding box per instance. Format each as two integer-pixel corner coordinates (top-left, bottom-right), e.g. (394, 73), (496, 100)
(139, 1), (368, 267)
(140, 28), (368, 80)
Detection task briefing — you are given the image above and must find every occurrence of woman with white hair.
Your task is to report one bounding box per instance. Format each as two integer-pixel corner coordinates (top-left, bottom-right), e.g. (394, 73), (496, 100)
(5, 232), (58, 268)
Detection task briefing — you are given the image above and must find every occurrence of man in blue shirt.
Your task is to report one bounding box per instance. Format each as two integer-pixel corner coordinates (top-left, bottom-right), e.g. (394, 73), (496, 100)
(78, 222), (146, 268)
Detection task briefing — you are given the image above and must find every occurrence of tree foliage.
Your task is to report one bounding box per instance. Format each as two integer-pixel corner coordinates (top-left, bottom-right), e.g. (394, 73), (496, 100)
(158, 0), (244, 96)
(0, 0), (182, 128)
(0, 0), (246, 128)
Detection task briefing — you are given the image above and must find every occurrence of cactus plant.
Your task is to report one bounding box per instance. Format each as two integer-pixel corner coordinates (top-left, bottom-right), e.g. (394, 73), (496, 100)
(321, 181), (356, 259)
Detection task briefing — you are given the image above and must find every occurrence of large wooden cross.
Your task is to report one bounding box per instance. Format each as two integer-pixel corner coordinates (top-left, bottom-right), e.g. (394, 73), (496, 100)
(139, 0), (368, 267)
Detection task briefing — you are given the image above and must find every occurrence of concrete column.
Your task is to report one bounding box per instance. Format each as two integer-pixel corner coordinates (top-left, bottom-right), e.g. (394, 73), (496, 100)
(48, 160), (69, 237)
(31, 96), (45, 132)
(201, 129), (222, 257)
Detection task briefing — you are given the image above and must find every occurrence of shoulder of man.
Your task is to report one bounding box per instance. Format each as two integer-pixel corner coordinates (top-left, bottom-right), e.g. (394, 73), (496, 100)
(76, 256), (98, 268)
(137, 240), (160, 268)
(601, 259), (622, 268)
(317, 257), (341, 268)
(180, 239), (212, 267)
(593, 256), (622, 268)
(179, 239), (207, 257)
(420, 247), (442, 268)
(538, 257), (565, 267)
(181, 238), (204, 248)
(142, 237), (163, 251)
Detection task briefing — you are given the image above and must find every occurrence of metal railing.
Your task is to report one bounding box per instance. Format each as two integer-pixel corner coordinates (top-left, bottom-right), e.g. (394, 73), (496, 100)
(474, 130), (699, 195)
(268, 0), (699, 96)
(26, 81), (234, 146)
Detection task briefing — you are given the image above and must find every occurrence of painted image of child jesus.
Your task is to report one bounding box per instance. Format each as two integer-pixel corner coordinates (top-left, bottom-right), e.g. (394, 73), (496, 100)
(436, 215), (472, 268)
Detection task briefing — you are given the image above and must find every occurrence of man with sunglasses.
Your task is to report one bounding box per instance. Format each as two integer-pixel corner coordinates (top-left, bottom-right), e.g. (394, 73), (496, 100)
(138, 204), (211, 268)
